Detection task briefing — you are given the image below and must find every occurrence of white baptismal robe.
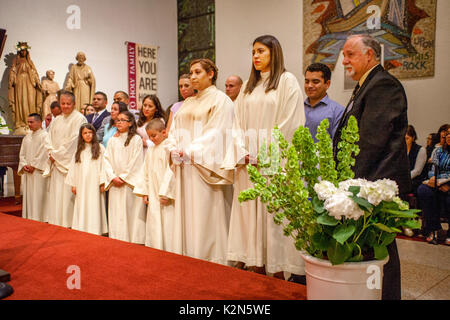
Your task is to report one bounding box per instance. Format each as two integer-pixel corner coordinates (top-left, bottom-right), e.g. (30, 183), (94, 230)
(166, 85), (235, 265)
(104, 132), (146, 244)
(18, 128), (49, 222)
(65, 144), (108, 235)
(134, 139), (180, 253)
(223, 71), (306, 274)
(44, 110), (87, 227)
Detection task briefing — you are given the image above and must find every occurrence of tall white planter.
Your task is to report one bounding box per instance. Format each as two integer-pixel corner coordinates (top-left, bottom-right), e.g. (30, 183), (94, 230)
(301, 252), (389, 300)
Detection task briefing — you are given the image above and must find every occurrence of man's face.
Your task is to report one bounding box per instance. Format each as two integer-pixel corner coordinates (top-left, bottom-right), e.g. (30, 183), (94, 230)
(27, 117), (41, 132)
(304, 71), (330, 103)
(60, 95), (75, 115)
(92, 94), (107, 111)
(342, 37), (372, 81)
(225, 77), (242, 101)
(113, 93), (129, 105)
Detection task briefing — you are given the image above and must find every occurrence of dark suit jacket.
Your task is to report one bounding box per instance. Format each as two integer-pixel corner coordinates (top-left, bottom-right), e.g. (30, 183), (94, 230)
(333, 64), (411, 195)
(86, 110), (110, 131)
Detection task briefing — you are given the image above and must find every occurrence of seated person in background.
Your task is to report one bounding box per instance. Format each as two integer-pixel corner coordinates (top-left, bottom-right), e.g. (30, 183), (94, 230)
(417, 127), (450, 245)
(405, 125), (427, 196)
(429, 124), (450, 160)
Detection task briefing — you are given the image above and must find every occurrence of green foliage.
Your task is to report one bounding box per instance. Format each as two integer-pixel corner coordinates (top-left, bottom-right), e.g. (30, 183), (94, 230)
(238, 117), (421, 265)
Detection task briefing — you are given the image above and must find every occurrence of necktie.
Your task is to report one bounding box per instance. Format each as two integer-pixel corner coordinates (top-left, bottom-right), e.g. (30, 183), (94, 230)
(93, 113), (99, 122)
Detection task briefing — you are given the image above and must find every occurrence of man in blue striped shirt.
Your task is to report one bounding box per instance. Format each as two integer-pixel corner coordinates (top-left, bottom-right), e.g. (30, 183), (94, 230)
(304, 63), (344, 143)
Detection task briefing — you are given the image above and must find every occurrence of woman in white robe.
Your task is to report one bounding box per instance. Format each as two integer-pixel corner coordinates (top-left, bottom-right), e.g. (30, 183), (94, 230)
(167, 58), (234, 265)
(18, 114), (49, 222)
(104, 111), (146, 244)
(222, 35), (306, 278)
(65, 123), (108, 235)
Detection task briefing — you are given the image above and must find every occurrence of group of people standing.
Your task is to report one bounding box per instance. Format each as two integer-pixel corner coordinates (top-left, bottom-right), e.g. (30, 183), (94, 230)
(18, 33), (416, 300)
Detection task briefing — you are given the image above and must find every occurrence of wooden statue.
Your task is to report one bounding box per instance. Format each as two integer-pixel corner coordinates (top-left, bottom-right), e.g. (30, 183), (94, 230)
(42, 70), (60, 118)
(8, 42), (42, 135)
(65, 52), (96, 112)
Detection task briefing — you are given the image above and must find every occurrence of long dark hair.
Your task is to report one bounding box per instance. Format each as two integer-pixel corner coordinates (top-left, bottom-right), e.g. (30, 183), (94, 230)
(109, 101), (129, 128)
(119, 111), (137, 147)
(137, 95), (166, 127)
(75, 123), (101, 163)
(244, 35), (286, 95)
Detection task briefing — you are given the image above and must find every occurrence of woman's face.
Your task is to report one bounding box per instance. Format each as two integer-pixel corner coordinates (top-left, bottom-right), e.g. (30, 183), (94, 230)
(252, 42), (271, 73)
(405, 134), (413, 146)
(110, 103), (120, 120)
(190, 62), (213, 92)
(142, 98), (157, 120)
(446, 129), (450, 145)
(440, 130), (447, 144)
(81, 128), (94, 143)
(179, 78), (195, 100)
(426, 134), (433, 147)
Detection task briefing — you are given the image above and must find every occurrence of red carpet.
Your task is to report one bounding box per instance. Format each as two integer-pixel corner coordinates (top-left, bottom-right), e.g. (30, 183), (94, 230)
(0, 196), (22, 217)
(0, 213), (306, 300)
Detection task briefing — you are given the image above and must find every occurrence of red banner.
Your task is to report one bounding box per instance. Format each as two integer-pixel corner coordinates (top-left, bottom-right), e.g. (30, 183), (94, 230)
(127, 41), (137, 110)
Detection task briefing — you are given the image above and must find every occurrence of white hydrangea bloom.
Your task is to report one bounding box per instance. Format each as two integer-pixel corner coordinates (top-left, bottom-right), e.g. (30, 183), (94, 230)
(314, 181), (338, 201)
(338, 178), (368, 192)
(323, 191), (365, 221)
(358, 179), (398, 206)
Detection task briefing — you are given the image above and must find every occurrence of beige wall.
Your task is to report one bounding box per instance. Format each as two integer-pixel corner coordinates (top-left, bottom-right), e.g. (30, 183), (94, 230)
(216, 0), (450, 147)
(0, 0), (178, 128)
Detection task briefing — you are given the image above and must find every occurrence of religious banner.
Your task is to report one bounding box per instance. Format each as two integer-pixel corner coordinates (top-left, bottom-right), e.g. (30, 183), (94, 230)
(303, 0), (437, 80)
(127, 41), (158, 110)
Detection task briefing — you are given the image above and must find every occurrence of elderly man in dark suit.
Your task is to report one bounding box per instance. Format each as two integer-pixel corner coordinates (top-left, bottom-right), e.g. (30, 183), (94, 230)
(86, 91), (110, 131)
(333, 34), (411, 300)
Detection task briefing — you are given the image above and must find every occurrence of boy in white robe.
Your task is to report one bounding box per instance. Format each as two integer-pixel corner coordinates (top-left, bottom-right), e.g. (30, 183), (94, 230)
(134, 119), (180, 253)
(44, 91), (87, 227)
(18, 113), (49, 221)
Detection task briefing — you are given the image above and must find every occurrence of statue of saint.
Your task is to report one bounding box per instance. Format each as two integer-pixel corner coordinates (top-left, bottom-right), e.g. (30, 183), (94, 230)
(65, 52), (96, 111)
(8, 42), (42, 135)
(42, 70), (60, 117)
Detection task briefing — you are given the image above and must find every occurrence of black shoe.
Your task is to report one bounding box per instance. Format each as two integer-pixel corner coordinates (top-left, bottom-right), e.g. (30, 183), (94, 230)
(427, 231), (439, 245)
(0, 282), (13, 299)
(287, 274), (306, 285)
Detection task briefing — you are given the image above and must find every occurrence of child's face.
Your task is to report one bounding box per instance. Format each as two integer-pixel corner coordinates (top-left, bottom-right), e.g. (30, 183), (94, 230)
(82, 128), (94, 143)
(146, 128), (166, 146)
(85, 106), (95, 116)
(116, 114), (131, 133)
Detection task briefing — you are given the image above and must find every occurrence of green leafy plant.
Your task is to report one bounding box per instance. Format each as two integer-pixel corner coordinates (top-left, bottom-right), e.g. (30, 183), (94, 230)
(238, 117), (421, 265)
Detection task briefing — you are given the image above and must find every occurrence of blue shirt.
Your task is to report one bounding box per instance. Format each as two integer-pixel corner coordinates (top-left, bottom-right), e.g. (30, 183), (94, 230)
(304, 95), (345, 143)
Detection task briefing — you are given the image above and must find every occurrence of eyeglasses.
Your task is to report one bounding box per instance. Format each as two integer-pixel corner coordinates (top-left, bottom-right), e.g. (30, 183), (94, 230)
(116, 119), (130, 123)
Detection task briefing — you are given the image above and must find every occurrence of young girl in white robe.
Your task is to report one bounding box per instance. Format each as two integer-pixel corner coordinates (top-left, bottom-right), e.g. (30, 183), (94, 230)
(65, 123), (108, 235)
(134, 118), (180, 253)
(104, 111), (146, 244)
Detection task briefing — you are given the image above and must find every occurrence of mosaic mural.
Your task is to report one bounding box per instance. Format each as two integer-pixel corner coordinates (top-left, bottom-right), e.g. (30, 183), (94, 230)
(303, 0), (437, 79)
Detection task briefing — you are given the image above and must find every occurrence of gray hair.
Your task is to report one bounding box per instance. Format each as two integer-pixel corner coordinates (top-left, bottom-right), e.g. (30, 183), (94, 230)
(348, 34), (381, 61)
(59, 90), (76, 104)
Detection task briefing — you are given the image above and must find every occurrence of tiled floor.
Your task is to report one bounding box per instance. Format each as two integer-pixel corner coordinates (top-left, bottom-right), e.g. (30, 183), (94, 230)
(398, 237), (450, 300)
(2, 169), (449, 300)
